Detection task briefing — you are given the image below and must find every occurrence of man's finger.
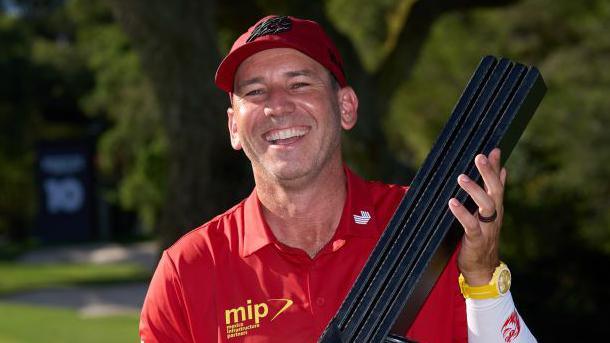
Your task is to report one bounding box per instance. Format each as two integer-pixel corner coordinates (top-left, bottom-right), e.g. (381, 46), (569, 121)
(500, 167), (507, 187)
(449, 198), (481, 238)
(457, 174), (496, 217)
(488, 148), (502, 176)
(475, 154), (504, 202)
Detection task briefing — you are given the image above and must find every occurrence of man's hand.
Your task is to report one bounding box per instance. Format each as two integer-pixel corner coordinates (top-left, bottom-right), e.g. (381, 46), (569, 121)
(448, 148), (507, 286)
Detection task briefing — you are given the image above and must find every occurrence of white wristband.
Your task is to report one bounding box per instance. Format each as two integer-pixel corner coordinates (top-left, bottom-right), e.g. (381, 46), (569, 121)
(466, 291), (537, 343)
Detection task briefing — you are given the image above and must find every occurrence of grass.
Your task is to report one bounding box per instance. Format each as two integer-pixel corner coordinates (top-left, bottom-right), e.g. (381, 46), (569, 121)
(0, 262), (151, 296)
(0, 248), (151, 342)
(0, 303), (139, 343)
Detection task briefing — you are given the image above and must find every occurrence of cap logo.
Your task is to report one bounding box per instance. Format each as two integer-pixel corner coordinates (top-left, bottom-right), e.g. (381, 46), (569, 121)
(247, 16), (292, 43)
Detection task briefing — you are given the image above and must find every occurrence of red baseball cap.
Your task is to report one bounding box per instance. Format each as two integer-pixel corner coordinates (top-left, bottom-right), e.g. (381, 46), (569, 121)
(215, 15), (347, 93)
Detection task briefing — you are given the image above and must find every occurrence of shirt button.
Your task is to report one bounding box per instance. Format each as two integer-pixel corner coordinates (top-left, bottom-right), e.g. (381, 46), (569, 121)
(316, 297), (325, 306)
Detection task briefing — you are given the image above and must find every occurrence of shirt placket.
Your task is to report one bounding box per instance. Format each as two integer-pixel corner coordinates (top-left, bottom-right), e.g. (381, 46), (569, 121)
(306, 237), (351, 335)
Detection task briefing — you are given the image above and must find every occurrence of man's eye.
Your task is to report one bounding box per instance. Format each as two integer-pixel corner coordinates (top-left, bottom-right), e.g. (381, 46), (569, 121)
(291, 82), (309, 89)
(245, 89), (264, 96)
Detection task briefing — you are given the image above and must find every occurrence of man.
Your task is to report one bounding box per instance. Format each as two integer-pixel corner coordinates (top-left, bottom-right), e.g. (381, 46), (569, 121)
(140, 16), (537, 342)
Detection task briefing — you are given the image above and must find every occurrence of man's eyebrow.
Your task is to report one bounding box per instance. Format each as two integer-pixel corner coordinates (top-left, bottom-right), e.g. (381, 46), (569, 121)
(235, 69), (316, 91)
(285, 69), (314, 78)
(235, 77), (264, 90)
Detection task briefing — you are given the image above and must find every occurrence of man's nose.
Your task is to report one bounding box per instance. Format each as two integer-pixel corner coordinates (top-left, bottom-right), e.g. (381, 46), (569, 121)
(263, 87), (295, 116)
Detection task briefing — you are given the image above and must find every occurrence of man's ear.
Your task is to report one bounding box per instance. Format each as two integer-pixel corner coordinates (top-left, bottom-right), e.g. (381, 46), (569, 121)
(227, 107), (242, 150)
(338, 86), (358, 130)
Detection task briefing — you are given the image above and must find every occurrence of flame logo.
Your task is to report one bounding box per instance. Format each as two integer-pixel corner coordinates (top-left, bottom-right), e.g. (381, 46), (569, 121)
(501, 310), (521, 342)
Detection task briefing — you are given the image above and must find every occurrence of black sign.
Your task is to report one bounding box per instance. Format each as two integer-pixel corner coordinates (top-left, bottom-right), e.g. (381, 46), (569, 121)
(35, 140), (96, 242)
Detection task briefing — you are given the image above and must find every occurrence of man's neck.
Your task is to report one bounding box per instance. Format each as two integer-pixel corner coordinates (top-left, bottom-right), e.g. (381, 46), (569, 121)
(255, 161), (347, 258)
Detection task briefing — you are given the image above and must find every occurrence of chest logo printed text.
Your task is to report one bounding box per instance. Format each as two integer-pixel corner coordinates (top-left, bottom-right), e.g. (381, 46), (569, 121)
(225, 298), (293, 339)
(353, 210), (371, 225)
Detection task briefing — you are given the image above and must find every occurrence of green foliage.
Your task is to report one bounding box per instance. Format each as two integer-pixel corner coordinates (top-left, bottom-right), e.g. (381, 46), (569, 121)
(1, 0), (165, 239)
(385, 0), (609, 337)
(387, 0), (610, 254)
(326, 0), (416, 71)
(0, 0), (166, 240)
(0, 17), (30, 237)
(0, 154), (35, 238)
(0, 15), (43, 239)
(67, 0), (167, 231)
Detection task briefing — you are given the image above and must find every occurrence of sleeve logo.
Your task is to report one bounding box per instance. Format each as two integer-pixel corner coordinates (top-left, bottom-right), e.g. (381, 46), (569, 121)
(501, 310), (521, 342)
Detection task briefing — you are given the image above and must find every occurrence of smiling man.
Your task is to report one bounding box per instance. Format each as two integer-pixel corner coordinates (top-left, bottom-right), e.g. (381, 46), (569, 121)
(139, 16), (537, 342)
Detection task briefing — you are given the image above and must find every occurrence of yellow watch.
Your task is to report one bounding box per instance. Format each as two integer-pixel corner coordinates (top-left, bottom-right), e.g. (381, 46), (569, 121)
(459, 262), (511, 300)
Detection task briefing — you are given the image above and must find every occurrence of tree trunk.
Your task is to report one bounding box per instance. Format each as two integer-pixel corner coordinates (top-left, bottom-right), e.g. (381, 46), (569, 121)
(105, 0), (251, 249)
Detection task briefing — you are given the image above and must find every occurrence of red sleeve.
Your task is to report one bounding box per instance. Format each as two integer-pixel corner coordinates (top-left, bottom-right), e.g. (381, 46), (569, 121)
(139, 251), (192, 342)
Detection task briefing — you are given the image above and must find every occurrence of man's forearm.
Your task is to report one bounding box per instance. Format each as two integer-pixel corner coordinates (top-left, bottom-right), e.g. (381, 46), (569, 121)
(466, 292), (537, 343)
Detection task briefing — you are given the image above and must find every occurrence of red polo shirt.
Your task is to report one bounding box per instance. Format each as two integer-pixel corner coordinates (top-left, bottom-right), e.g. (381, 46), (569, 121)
(140, 168), (467, 342)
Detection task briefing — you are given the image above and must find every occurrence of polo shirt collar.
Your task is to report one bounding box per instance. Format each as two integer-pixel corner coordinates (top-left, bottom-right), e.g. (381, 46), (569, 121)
(241, 167), (381, 257)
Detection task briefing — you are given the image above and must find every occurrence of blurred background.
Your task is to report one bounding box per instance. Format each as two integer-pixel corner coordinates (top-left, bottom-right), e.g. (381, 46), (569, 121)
(0, 0), (608, 342)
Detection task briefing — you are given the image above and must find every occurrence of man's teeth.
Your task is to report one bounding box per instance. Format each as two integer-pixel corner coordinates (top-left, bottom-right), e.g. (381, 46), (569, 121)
(265, 128), (307, 143)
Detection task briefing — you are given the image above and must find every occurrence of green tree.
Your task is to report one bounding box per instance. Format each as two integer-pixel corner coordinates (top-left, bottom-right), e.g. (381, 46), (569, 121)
(1, 0), (166, 242)
(0, 4), (94, 241)
(66, 0), (167, 233)
(385, 0), (610, 338)
(0, 15), (36, 240)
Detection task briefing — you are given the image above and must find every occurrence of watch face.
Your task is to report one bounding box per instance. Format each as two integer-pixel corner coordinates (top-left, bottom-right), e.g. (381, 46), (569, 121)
(498, 269), (511, 294)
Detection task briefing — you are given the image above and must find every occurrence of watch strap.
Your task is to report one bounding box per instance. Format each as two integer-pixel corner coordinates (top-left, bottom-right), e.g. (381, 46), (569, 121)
(459, 262), (511, 300)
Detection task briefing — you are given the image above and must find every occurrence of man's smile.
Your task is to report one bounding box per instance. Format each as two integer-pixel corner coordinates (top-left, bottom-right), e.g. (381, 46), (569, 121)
(263, 126), (310, 145)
